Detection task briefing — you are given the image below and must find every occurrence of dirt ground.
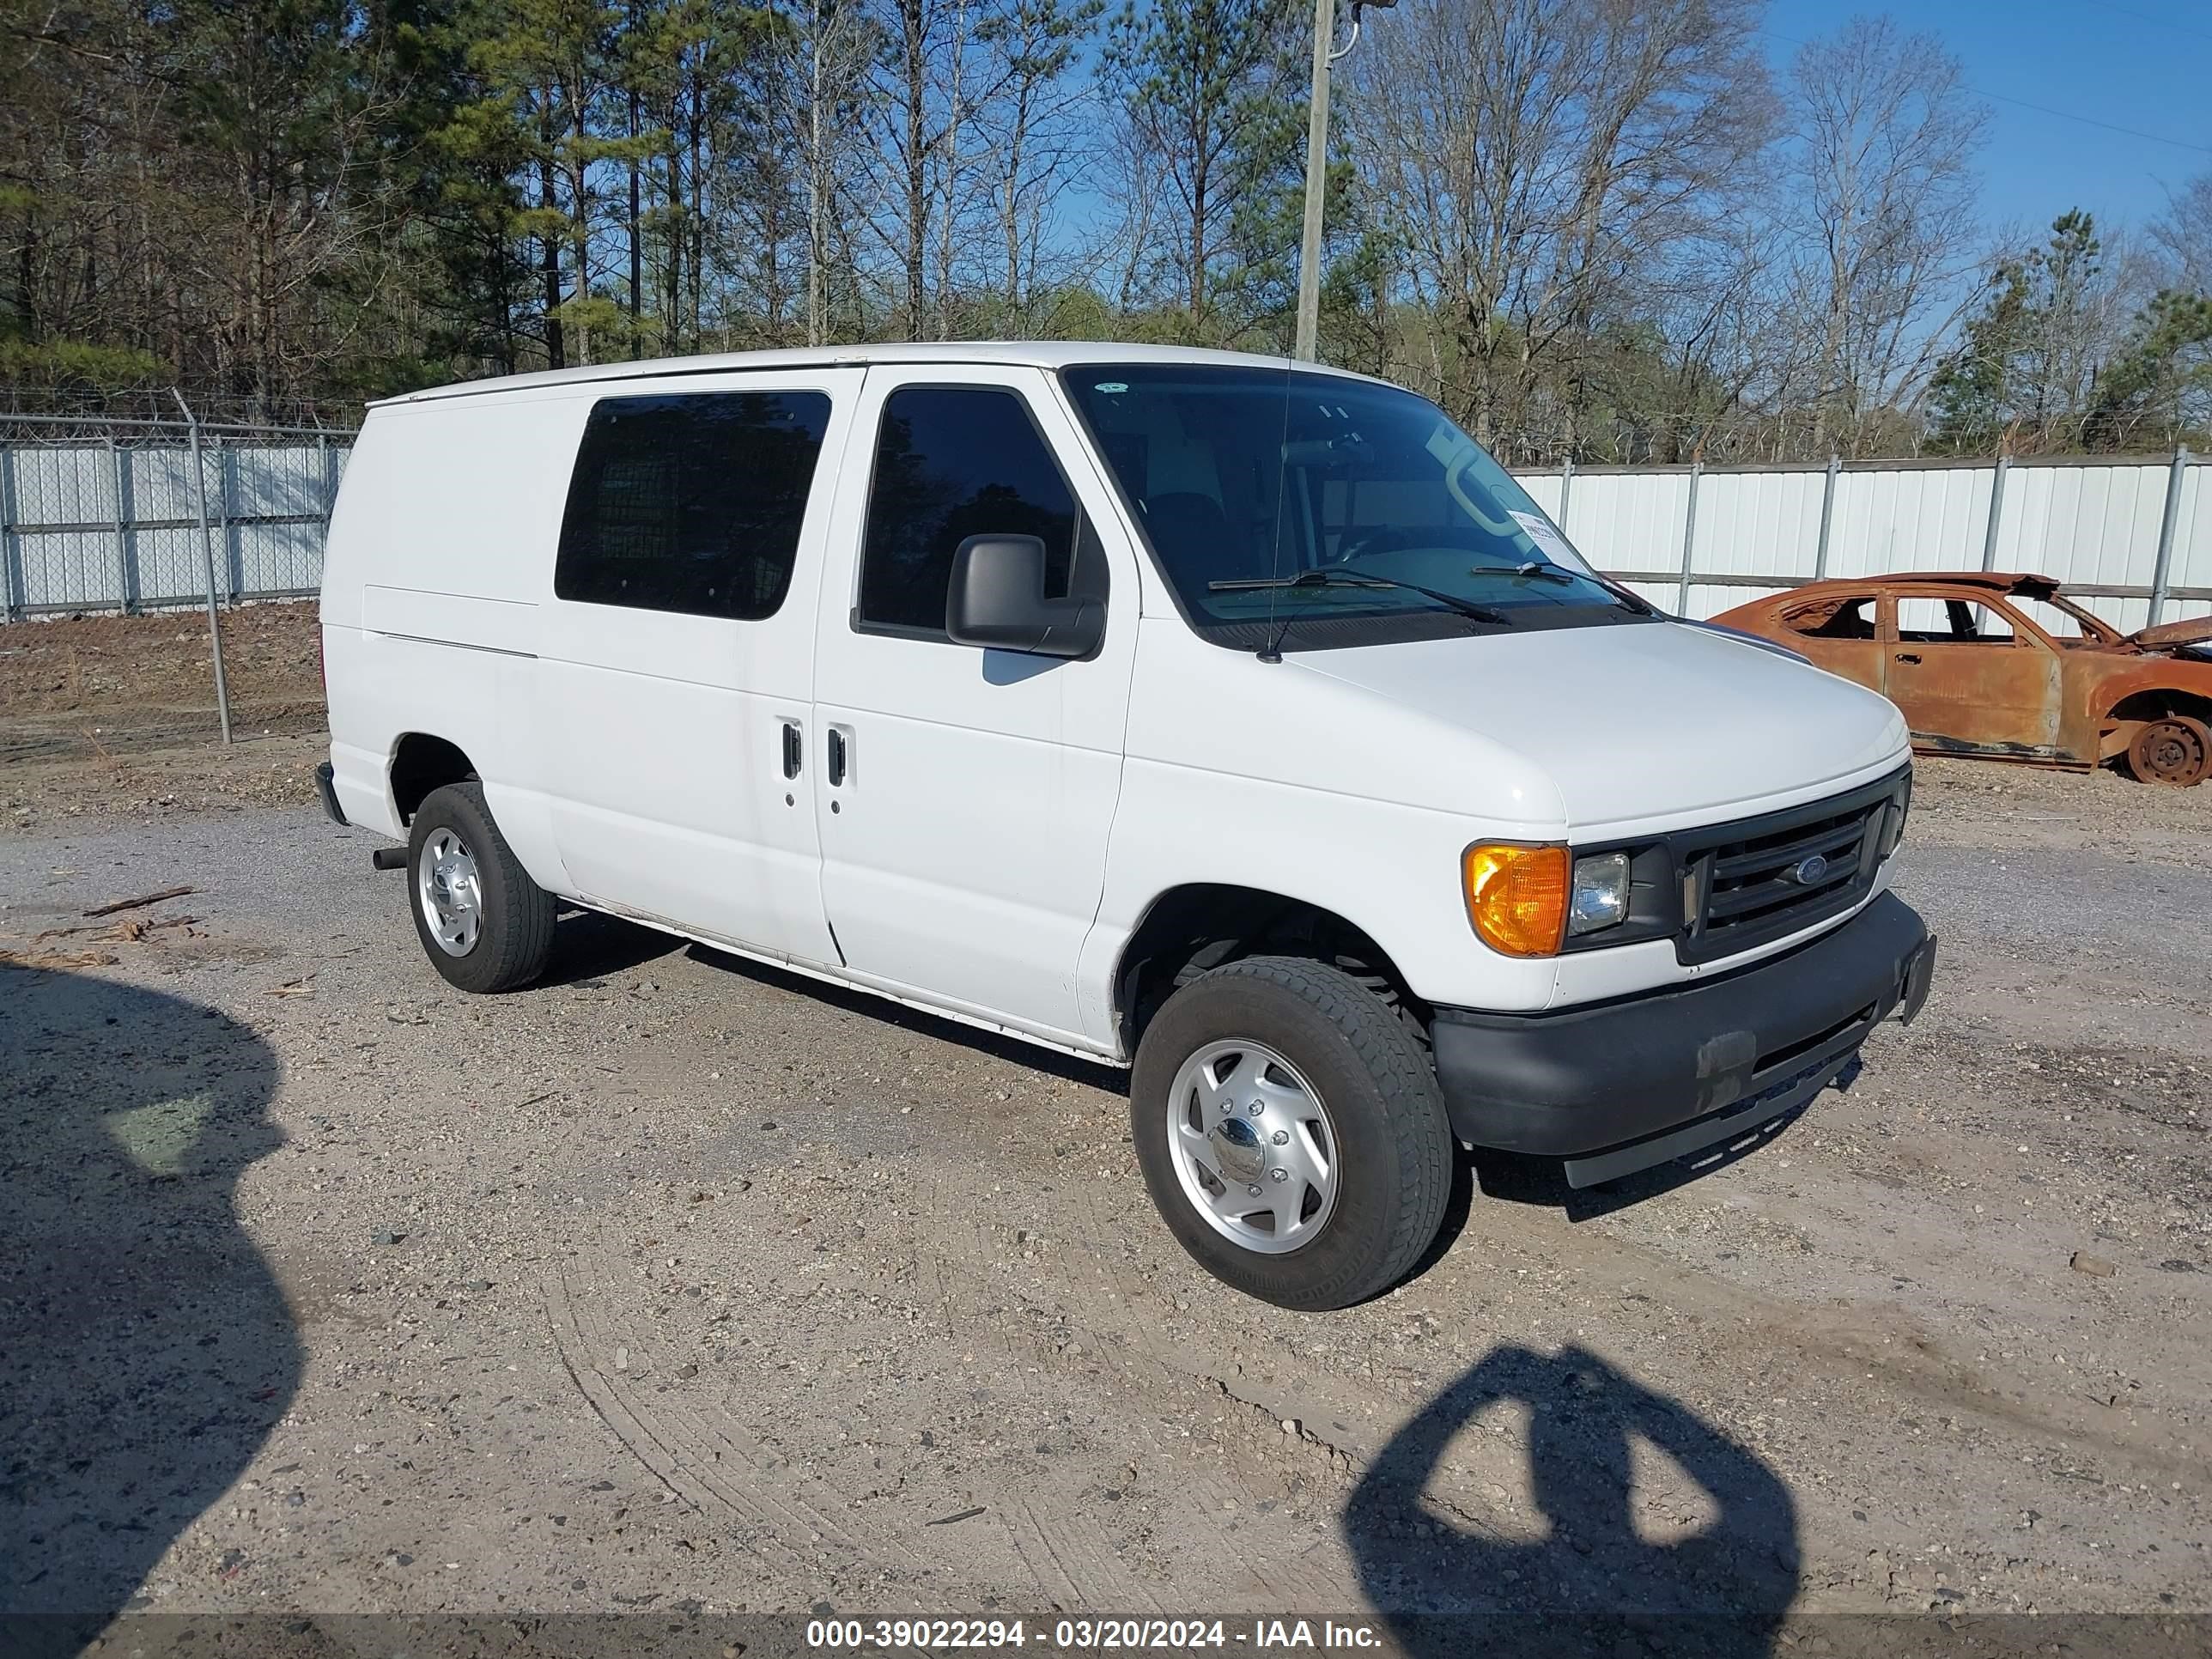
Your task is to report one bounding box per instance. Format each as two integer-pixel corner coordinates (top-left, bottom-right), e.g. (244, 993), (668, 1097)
(3, 611), (2211, 1657)
(1, 602), (326, 832)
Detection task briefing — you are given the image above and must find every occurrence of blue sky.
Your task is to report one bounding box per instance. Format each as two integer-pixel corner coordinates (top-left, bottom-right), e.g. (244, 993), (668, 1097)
(1761, 1), (2212, 240)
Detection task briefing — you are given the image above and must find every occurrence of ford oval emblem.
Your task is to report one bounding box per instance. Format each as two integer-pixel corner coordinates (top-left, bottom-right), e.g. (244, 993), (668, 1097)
(1789, 854), (1829, 886)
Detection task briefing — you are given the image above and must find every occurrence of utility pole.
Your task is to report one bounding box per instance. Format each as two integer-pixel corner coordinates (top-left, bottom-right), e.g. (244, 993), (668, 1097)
(1293, 0), (1389, 362)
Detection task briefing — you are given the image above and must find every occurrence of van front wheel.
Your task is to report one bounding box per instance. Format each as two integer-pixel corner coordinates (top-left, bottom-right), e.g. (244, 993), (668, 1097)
(406, 782), (556, 993)
(1130, 957), (1453, 1310)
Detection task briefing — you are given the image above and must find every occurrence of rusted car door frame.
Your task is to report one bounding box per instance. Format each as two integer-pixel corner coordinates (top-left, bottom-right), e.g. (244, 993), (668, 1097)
(1879, 586), (2067, 760)
(1773, 587), (1887, 693)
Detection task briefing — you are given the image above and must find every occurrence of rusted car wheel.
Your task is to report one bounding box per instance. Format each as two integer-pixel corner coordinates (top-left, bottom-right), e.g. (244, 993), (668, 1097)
(2127, 714), (2212, 787)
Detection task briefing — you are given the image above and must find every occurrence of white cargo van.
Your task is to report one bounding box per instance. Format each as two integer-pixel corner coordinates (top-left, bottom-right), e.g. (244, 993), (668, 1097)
(319, 344), (1934, 1309)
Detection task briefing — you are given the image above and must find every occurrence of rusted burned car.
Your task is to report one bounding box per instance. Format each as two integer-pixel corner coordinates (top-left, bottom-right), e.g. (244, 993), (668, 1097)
(1711, 574), (2212, 787)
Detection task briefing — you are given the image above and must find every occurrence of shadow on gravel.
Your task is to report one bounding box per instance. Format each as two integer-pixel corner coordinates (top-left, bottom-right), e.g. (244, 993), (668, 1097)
(536, 907), (687, 988)
(0, 968), (298, 1658)
(687, 943), (1128, 1094)
(1345, 1346), (1800, 1658)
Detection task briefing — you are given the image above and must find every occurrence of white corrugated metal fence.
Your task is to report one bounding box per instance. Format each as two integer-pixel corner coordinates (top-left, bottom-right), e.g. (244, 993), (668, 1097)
(2, 420), (2203, 632)
(1516, 450), (2208, 631)
(0, 417), (348, 618)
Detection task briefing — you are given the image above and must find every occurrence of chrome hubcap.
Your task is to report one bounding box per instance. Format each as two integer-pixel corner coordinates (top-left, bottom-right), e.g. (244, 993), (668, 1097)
(416, 827), (483, 956)
(1166, 1039), (1338, 1255)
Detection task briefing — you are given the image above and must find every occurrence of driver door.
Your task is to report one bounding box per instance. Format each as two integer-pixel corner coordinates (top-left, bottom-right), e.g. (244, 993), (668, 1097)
(807, 366), (1140, 1050)
(1884, 591), (2063, 754)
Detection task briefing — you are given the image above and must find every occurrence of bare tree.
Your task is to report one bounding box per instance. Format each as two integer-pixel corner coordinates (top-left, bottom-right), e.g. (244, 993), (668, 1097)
(1777, 15), (1987, 454)
(932, 0), (978, 338)
(870, 0), (957, 338)
(975, 0), (1099, 325)
(773, 0), (872, 345)
(1345, 0), (1771, 450)
(1102, 0), (1300, 331)
(2152, 171), (2212, 296)
(1097, 100), (1170, 319)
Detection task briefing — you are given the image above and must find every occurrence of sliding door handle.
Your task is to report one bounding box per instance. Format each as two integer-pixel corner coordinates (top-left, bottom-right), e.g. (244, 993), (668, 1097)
(827, 727), (848, 787)
(781, 720), (803, 779)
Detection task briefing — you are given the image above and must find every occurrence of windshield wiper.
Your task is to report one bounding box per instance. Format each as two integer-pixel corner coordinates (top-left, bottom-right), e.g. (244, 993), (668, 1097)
(1208, 568), (1507, 624)
(1463, 560), (1579, 586)
(1468, 559), (1663, 616)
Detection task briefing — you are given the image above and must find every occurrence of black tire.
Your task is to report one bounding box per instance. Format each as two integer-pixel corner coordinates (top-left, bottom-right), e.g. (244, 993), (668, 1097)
(406, 781), (557, 993)
(1130, 955), (1454, 1310)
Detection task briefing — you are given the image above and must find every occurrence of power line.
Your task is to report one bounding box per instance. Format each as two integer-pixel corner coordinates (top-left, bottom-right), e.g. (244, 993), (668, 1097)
(1970, 87), (2212, 158)
(1759, 27), (2212, 160)
(2095, 3), (2212, 50)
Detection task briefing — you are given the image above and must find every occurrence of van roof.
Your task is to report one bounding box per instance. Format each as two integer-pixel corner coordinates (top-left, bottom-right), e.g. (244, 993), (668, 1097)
(368, 341), (1394, 407)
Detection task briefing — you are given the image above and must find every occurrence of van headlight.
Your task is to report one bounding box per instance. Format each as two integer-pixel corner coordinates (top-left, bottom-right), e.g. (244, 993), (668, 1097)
(1463, 843), (1642, 955)
(1567, 851), (1632, 937)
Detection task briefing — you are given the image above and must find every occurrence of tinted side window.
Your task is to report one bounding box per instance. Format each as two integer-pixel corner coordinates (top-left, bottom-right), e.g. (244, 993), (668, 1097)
(556, 392), (831, 619)
(857, 386), (1078, 635)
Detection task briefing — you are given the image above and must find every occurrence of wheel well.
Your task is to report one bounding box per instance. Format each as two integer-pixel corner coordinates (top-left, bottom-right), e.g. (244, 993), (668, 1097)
(1115, 884), (1427, 1054)
(2109, 688), (2212, 726)
(389, 733), (478, 823)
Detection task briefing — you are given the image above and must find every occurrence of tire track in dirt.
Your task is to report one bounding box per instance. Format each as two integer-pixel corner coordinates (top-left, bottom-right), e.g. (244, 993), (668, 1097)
(543, 1200), (1165, 1611)
(543, 1260), (864, 1577)
(899, 1152), (1173, 1612)
(900, 1145), (1370, 1608)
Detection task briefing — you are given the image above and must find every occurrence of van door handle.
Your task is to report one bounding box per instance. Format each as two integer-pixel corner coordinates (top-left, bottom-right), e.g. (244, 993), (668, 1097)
(781, 720), (802, 779)
(1893, 653), (1921, 665)
(827, 728), (848, 787)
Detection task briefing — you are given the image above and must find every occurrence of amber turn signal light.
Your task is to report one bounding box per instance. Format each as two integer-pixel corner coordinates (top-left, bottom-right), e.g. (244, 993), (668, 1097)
(1462, 842), (1569, 957)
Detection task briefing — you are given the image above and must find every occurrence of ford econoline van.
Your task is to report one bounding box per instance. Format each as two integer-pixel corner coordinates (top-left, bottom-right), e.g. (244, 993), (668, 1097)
(318, 344), (1935, 1309)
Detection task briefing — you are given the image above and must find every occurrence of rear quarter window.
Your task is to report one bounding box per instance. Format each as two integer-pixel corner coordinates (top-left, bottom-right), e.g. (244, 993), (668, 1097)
(556, 392), (831, 619)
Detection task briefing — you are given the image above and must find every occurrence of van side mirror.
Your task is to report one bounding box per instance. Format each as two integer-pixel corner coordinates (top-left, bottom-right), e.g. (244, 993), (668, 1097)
(945, 535), (1103, 659)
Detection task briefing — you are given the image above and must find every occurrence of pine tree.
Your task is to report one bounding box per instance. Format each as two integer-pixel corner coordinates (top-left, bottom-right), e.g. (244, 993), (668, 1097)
(1102, 0), (1300, 335)
(2087, 289), (2212, 451)
(1929, 212), (2115, 454)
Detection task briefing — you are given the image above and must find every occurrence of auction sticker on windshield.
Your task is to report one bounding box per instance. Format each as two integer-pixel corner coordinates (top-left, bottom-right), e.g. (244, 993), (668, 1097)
(1508, 509), (1590, 574)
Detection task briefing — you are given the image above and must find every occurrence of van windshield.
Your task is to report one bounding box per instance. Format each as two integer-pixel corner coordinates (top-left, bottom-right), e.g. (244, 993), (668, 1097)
(1060, 364), (1650, 652)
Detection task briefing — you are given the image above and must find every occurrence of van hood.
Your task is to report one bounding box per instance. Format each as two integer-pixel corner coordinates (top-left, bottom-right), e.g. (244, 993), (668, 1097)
(1286, 618), (1908, 836)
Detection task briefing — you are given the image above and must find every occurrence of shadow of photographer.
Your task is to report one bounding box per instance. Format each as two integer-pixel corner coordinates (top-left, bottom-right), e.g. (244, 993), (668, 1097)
(1344, 1344), (1800, 1658)
(1, 967), (298, 1656)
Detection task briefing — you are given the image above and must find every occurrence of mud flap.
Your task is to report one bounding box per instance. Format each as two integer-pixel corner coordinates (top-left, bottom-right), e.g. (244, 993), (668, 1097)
(314, 761), (349, 827)
(1896, 934), (1937, 1025)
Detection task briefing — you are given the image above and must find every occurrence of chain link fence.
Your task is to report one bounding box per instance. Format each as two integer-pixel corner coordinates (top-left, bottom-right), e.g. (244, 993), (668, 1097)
(3, 403), (2205, 751)
(0, 404), (354, 744)
(0, 409), (352, 621)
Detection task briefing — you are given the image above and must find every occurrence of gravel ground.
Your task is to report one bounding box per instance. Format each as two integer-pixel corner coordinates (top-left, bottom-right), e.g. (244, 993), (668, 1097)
(1, 759), (2209, 1656)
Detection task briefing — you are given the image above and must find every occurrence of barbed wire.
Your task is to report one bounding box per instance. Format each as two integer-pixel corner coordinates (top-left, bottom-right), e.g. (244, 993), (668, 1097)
(0, 385), (358, 430)
(0, 384), (2195, 464)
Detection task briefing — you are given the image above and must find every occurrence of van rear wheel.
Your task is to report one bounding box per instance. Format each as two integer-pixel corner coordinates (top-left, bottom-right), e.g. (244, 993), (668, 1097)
(406, 782), (556, 993)
(1130, 956), (1453, 1310)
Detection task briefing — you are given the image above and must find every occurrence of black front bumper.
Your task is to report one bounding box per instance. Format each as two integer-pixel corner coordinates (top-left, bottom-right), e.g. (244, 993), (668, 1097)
(1431, 891), (1934, 1188)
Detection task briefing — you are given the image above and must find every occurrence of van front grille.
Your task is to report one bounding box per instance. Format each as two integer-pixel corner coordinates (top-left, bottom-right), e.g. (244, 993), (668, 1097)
(1674, 774), (1904, 965)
